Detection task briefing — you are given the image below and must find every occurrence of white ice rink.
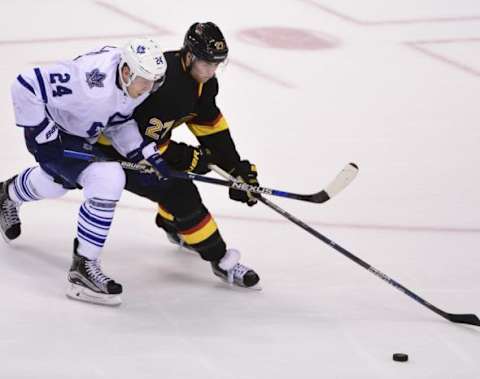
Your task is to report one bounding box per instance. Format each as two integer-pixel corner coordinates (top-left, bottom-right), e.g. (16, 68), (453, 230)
(1, 1), (480, 378)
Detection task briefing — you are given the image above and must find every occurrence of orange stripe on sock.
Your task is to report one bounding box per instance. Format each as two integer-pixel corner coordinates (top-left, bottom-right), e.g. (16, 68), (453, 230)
(180, 215), (218, 245)
(181, 214), (212, 235)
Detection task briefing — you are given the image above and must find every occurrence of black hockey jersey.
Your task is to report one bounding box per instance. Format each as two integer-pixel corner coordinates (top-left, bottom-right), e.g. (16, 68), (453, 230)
(131, 50), (242, 171)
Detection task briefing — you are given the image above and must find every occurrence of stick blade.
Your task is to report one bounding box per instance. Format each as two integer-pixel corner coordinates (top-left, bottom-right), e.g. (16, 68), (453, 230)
(325, 163), (359, 198)
(446, 313), (480, 326)
(306, 163), (358, 204)
(309, 163), (359, 203)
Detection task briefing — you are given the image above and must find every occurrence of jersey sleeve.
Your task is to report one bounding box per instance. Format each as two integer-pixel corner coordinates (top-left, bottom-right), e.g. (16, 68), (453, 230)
(11, 63), (78, 128)
(186, 78), (229, 137)
(187, 78), (242, 171)
(132, 101), (174, 156)
(11, 71), (50, 128)
(103, 120), (145, 158)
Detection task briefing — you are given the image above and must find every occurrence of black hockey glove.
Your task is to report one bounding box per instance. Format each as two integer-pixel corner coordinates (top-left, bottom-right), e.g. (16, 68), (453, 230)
(187, 146), (214, 174)
(24, 119), (63, 163)
(229, 160), (259, 207)
(162, 143), (214, 174)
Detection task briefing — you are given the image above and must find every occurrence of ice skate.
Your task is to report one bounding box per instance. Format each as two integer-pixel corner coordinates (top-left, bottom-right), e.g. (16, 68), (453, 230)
(211, 249), (261, 290)
(156, 213), (195, 253)
(0, 176), (21, 242)
(66, 239), (122, 306)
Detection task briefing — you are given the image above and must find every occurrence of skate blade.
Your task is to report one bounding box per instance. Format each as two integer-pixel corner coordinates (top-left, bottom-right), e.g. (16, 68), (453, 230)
(66, 283), (122, 306)
(224, 282), (262, 292)
(0, 229), (13, 244)
(239, 283), (262, 291)
(167, 235), (197, 255)
(216, 277), (263, 291)
(175, 241), (197, 255)
(176, 245), (197, 255)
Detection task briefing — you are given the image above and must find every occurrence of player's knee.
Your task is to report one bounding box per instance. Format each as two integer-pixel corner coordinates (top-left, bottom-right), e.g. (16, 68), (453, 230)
(79, 162), (126, 200)
(30, 167), (68, 198)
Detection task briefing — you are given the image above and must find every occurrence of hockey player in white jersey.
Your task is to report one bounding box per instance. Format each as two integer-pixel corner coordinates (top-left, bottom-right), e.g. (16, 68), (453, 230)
(0, 39), (170, 305)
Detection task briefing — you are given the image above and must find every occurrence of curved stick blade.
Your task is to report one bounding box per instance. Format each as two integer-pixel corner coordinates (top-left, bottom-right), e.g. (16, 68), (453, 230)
(309, 163), (359, 203)
(325, 163), (359, 198)
(447, 313), (480, 326)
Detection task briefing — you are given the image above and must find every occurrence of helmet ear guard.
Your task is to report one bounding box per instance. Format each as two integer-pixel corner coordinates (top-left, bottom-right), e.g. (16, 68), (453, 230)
(119, 38), (167, 95)
(183, 22), (229, 63)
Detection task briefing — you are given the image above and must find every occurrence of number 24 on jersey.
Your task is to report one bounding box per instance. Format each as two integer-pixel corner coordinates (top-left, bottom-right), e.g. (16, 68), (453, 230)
(50, 73), (72, 97)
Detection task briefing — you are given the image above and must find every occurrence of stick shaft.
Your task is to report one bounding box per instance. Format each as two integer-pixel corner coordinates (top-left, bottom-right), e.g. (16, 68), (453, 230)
(210, 165), (479, 326)
(63, 150), (338, 203)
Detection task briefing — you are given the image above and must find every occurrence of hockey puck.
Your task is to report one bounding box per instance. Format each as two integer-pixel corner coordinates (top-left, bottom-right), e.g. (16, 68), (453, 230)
(392, 353), (408, 362)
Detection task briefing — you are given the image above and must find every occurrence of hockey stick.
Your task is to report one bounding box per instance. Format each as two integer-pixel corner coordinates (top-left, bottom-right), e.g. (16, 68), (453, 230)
(209, 164), (480, 327)
(63, 149), (358, 204)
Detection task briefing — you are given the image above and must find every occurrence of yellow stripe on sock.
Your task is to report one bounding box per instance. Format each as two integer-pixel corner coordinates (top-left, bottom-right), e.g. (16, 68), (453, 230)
(157, 206), (174, 222)
(180, 216), (218, 245)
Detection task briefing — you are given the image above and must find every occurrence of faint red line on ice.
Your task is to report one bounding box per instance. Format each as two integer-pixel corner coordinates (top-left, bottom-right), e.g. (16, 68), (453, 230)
(236, 27), (339, 50)
(0, 0), (172, 46)
(409, 37), (480, 44)
(406, 39), (480, 77)
(93, 1), (291, 87)
(93, 0), (170, 33)
(229, 59), (295, 89)
(215, 214), (480, 234)
(0, 33), (165, 46)
(55, 198), (480, 234)
(1, 2), (291, 88)
(299, 0), (480, 25)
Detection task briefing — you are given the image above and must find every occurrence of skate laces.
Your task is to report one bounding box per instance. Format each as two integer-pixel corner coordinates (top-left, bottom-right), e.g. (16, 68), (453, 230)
(85, 259), (111, 285)
(0, 198), (20, 228)
(227, 263), (250, 284)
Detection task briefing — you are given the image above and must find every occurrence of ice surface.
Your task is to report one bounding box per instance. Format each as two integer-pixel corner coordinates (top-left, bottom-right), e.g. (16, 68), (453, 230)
(1, 1), (479, 378)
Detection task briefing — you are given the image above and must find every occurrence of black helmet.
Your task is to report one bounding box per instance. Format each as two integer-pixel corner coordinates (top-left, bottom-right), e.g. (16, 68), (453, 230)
(183, 22), (228, 63)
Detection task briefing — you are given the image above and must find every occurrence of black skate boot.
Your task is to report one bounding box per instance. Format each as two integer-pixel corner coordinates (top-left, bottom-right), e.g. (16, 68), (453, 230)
(0, 176), (21, 242)
(66, 239), (122, 305)
(165, 229), (184, 247)
(211, 249), (260, 289)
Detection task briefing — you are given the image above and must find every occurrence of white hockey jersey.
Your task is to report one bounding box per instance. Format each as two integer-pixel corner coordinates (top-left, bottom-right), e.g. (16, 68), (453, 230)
(11, 46), (149, 156)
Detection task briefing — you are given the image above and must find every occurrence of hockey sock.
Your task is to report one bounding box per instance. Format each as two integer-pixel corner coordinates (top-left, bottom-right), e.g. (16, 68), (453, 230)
(8, 167), (67, 204)
(77, 198), (116, 260)
(8, 168), (42, 204)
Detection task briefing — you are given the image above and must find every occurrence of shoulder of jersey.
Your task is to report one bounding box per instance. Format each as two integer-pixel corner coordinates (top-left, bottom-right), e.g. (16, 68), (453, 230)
(70, 47), (120, 98)
(163, 50), (182, 73)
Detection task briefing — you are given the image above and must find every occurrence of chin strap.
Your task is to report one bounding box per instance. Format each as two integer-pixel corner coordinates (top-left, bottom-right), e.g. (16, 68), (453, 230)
(118, 63), (135, 97)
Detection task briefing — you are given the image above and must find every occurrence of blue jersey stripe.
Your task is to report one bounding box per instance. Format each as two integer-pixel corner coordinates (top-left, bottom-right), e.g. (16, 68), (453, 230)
(33, 68), (48, 104)
(17, 75), (35, 95)
(107, 116), (133, 126)
(107, 112), (133, 126)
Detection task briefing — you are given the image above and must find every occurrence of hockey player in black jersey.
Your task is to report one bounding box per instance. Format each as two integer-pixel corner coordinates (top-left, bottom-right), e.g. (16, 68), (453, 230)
(99, 22), (260, 288)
